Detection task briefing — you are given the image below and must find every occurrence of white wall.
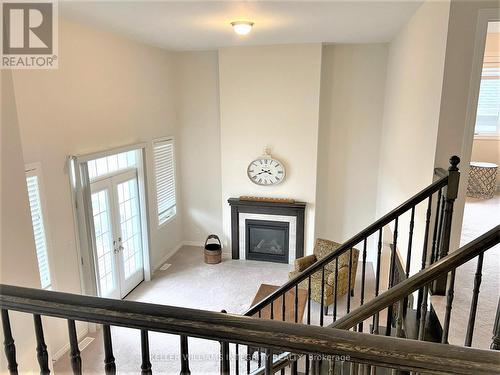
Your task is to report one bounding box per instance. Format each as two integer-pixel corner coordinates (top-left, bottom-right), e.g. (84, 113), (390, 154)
(175, 51), (223, 244)
(8, 17), (183, 359)
(218, 44), (323, 254)
(0, 71), (40, 373)
(315, 44), (388, 245)
(376, 0), (450, 275)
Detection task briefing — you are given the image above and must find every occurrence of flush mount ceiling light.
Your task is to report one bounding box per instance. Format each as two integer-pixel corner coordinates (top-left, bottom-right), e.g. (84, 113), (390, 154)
(231, 21), (254, 35)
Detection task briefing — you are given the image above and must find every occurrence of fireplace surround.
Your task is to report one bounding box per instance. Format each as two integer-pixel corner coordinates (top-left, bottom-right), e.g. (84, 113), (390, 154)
(228, 198), (306, 264)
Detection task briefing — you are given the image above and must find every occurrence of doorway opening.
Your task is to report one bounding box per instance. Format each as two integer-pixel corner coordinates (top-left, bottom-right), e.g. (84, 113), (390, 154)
(463, 20), (499, 245)
(456, 20), (499, 349)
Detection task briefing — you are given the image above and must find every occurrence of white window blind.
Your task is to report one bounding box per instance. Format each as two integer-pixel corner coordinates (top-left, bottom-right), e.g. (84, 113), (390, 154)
(25, 169), (52, 289)
(153, 138), (176, 225)
(475, 66), (500, 135)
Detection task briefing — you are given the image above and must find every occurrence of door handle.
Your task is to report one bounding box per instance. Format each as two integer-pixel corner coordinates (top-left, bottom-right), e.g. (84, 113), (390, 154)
(118, 237), (124, 252)
(113, 240), (119, 254)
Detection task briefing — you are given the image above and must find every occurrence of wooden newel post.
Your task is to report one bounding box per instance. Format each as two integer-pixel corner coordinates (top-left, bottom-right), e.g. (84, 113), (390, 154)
(433, 156), (460, 295)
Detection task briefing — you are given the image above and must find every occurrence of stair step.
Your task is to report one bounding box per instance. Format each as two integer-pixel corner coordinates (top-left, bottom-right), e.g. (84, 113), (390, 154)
(403, 308), (441, 343)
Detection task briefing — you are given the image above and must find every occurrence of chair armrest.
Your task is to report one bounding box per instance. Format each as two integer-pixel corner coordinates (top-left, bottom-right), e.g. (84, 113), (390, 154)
(294, 254), (317, 272)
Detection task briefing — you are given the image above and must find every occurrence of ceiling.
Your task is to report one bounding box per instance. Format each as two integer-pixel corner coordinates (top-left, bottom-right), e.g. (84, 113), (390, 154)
(60, 1), (424, 51)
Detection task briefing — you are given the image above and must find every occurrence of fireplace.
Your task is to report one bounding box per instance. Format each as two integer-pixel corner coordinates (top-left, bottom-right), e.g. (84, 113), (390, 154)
(228, 198), (306, 264)
(246, 219), (289, 263)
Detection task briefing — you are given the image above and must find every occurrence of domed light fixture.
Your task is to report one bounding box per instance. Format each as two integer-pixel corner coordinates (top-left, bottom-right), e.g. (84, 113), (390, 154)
(231, 20), (254, 35)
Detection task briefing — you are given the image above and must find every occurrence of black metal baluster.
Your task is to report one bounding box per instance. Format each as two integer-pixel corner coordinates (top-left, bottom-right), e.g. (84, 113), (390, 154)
(247, 308), (253, 375)
(1, 310), (18, 374)
(465, 252), (484, 347)
(491, 298), (500, 350)
(418, 284), (429, 341)
(359, 238), (367, 333)
(434, 192), (445, 264)
(320, 266), (325, 326)
(180, 335), (191, 375)
(220, 339), (230, 375)
(263, 348), (272, 375)
(417, 196), (433, 321)
(67, 319), (82, 375)
(33, 314), (50, 375)
(246, 344), (251, 375)
(140, 330), (152, 374)
(430, 191), (441, 265)
(294, 285), (299, 323)
(290, 285), (299, 375)
(291, 356), (298, 375)
(405, 207), (415, 279)
(395, 299), (404, 339)
(403, 207), (415, 318)
(361, 238), (370, 375)
(306, 276), (311, 375)
(258, 310), (262, 369)
(386, 217), (398, 336)
(235, 344), (240, 375)
(219, 310), (230, 375)
(372, 229), (382, 334)
(281, 292), (286, 323)
(333, 258), (338, 323)
(281, 295), (285, 375)
(441, 269), (456, 344)
(347, 248), (353, 314)
(102, 325), (115, 375)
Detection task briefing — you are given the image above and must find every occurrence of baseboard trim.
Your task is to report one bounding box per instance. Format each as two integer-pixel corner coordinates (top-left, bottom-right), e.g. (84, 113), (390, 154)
(153, 242), (184, 273)
(183, 241), (205, 247)
(153, 240), (225, 274)
(52, 325), (89, 362)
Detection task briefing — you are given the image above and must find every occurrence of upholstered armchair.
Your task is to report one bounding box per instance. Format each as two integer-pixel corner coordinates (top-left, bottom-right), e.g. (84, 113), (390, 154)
(288, 239), (359, 315)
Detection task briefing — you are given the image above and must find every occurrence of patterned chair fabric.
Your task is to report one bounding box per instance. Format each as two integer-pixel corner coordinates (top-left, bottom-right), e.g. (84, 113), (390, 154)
(288, 238), (359, 307)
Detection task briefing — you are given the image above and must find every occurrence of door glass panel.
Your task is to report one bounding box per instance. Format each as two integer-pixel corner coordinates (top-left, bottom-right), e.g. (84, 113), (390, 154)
(117, 178), (143, 279)
(88, 150), (137, 180)
(91, 189), (115, 296)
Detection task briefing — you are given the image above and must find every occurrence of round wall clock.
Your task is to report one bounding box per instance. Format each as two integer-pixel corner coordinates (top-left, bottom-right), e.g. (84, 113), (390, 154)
(247, 153), (286, 186)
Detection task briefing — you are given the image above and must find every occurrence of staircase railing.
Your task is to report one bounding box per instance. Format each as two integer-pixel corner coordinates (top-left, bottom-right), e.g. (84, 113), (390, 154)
(1, 281), (500, 375)
(241, 157), (461, 374)
(327, 225), (500, 374)
(330, 225), (499, 330)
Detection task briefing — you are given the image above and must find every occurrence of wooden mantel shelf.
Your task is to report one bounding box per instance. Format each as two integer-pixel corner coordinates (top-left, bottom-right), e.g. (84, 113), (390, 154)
(228, 197), (306, 209)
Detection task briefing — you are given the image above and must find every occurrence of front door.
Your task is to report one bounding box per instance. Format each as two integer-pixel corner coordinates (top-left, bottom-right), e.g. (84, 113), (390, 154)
(90, 169), (144, 298)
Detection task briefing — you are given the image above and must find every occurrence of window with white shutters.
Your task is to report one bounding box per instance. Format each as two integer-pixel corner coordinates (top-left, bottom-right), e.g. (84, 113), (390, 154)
(153, 138), (177, 226)
(25, 166), (52, 289)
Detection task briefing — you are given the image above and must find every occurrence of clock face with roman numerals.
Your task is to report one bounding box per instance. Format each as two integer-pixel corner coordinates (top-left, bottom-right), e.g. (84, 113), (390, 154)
(247, 158), (286, 186)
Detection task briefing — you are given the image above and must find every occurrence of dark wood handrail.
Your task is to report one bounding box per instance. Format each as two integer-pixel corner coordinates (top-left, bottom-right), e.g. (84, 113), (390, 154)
(329, 225), (500, 330)
(434, 167), (448, 178)
(0, 284), (499, 374)
(244, 175), (449, 316)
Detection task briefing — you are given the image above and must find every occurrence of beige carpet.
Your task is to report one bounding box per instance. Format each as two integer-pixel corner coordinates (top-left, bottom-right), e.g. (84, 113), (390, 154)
(53, 246), (376, 374)
(431, 194), (500, 349)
